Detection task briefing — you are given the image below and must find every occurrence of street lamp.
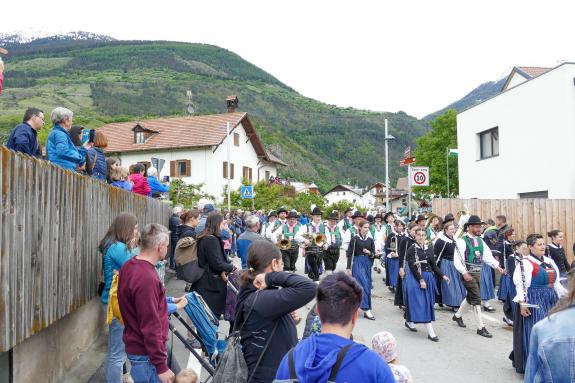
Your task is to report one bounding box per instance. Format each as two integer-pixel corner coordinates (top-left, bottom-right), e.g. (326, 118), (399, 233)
(384, 119), (396, 213)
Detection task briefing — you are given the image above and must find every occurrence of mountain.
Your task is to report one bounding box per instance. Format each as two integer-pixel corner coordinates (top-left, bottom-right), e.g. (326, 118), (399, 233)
(0, 32), (428, 191)
(423, 77), (506, 121)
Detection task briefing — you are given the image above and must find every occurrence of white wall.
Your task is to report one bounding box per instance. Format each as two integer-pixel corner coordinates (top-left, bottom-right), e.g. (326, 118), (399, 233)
(117, 123), (274, 202)
(457, 63), (575, 199)
(324, 190), (363, 206)
(506, 71), (528, 90)
(258, 163), (277, 183)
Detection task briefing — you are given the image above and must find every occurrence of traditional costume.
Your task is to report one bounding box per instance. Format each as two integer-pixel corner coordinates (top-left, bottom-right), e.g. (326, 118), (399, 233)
(260, 210), (278, 240)
(324, 211), (343, 273)
(337, 207), (354, 233)
(394, 232), (415, 308)
(546, 242), (571, 287)
(347, 230), (376, 319)
(510, 252), (566, 373)
(452, 215), (502, 337)
(434, 231), (466, 308)
(385, 226), (402, 291)
(303, 207), (331, 281)
(272, 211), (305, 272)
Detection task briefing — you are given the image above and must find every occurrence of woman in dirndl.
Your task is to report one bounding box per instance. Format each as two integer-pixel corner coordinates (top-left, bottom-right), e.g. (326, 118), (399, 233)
(434, 221), (466, 310)
(404, 226), (449, 341)
(510, 233), (567, 373)
(496, 228), (515, 304)
(347, 219), (377, 320)
(385, 219), (405, 292)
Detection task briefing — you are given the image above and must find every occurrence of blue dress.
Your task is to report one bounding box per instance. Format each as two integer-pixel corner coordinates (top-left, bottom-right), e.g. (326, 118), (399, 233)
(405, 244), (442, 323)
(347, 234), (375, 310)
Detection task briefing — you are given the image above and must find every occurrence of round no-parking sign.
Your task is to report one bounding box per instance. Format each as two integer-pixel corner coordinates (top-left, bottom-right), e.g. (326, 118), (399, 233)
(410, 166), (429, 187)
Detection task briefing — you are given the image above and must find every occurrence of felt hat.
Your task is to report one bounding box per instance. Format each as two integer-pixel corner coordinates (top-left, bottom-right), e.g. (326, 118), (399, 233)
(374, 213), (383, 220)
(277, 207), (288, 214)
(367, 215), (375, 223)
(287, 210), (299, 219)
(311, 207), (323, 216)
(351, 210), (364, 219)
(268, 210), (277, 218)
(328, 211), (339, 220)
(443, 213), (455, 225)
(464, 215), (484, 229)
(415, 214), (427, 224)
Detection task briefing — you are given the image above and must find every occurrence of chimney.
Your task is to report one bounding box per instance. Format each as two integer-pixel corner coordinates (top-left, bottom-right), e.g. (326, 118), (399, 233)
(226, 95), (239, 113)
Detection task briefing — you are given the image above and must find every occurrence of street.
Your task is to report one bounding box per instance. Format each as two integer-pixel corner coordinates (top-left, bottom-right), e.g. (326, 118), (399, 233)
(166, 254), (524, 383)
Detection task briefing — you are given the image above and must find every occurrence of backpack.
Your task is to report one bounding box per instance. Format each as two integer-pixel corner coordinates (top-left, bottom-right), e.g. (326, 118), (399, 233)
(274, 344), (352, 383)
(174, 236), (204, 283)
(106, 272), (124, 325)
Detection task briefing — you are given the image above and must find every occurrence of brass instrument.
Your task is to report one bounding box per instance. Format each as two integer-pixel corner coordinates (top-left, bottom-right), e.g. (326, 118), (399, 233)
(390, 235), (398, 252)
(454, 206), (471, 238)
(313, 233), (327, 247)
(277, 234), (292, 250)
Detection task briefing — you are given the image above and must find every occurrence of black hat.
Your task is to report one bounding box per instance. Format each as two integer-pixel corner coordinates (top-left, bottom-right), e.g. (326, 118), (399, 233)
(351, 210), (364, 219)
(464, 215), (484, 229)
(268, 210), (277, 218)
(383, 212), (395, 222)
(415, 214), (427, 223)
(443, 213), (455, 224)
(344, 207), (353, 214)
(277, 207), (288, 214)
(287, 210), (299, 219)
(367, 214), (375, 223)
(328, 211), (339, 220)
(374, 213), (383, 220)
(311, 207), (322, 216)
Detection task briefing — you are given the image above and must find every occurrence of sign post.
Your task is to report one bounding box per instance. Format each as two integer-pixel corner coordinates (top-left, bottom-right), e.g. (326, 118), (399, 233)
(410, 166), (430, 187)
(240, 185), (254, 199)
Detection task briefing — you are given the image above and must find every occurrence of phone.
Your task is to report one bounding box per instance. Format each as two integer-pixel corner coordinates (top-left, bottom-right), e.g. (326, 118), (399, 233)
(81, 130), (90, 144)
(163, 176), (170, 183)
(88, 129), (95, 143)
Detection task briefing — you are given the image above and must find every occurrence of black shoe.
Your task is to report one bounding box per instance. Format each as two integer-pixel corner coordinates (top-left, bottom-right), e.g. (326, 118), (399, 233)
(502, 317), (514, 327)
(452, 315), (466, 328)
(404, 322), (417, 332)
(364, 313), (376, 320)
(477, 327), (493, 338)
(482, 305), (496, 313)
(427, 335), (439, 342)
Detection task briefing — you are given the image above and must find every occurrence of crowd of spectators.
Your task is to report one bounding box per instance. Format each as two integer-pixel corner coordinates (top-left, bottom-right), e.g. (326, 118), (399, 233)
(6, 106), (171, 199)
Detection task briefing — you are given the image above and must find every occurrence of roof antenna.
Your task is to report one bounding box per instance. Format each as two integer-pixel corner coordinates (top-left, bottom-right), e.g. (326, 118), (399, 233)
(186, 90), (195, 115)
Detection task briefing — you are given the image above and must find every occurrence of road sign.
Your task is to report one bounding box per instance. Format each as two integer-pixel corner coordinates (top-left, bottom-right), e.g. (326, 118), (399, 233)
(410, 166), (429, 187)
(400, 157), (416, 166)
(240, 185), (254, 199)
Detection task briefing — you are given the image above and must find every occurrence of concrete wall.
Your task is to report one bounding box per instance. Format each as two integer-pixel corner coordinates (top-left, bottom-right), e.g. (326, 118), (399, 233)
(11, 298), (105, 383)
(457, 63), (575, 199)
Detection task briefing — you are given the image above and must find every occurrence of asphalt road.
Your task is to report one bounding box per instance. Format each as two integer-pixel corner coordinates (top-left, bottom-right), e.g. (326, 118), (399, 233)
(166, 254), (524, 383)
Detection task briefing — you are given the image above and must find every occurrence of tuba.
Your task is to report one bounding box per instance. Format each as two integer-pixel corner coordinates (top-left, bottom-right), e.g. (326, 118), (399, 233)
(277, 234), (292, 250)
(313, 233), (327, 247)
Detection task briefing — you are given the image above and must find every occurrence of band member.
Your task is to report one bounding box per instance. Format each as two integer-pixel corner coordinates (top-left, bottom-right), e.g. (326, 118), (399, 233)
(383, 212), (396, 237)
(394, 222), (418, 308)
(496, 228), (515, 325)
(404, 227), (450, 340)
(546, 229), (571, 286)
(342, 211), (369, 250)
(452, 215), (504, 338)
(276, 207), (288, 228)
(260, 210), (277, 240)
(346, 219), (376, 320)
(302, 207), (330, 281)
(385, 220), (405, 292)
(504, 240), (526, 323)
(272, 210), (305, 272)
(415, 215), (427, 230)
(337, 207), (354, 232)
(426, 214), (443, 244)
(371, 213), (386, 273)
(434, 221), (466, 310)
(324, 211), (343, 273)
(511, 233), (566, 373)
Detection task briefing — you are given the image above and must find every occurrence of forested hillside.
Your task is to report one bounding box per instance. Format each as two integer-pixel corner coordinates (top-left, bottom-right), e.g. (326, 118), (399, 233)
(0, 36), (428, 190)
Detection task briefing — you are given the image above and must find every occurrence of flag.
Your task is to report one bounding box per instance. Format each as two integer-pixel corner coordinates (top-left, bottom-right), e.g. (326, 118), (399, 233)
(448, 148), (458, 157)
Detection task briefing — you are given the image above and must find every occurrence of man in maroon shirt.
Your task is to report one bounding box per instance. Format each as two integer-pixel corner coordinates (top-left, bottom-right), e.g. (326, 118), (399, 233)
(118, 223), (174, 383)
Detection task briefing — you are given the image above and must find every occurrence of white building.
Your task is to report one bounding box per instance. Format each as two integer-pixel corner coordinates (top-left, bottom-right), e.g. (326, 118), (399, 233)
(98, 102), (286, 201)
(323, 184), (364, 207)
(457, 63), (575, 199)
(361, 182), (386, 208)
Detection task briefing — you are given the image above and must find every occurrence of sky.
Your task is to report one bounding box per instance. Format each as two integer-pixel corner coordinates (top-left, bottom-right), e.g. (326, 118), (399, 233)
(2, 0), (575, 118)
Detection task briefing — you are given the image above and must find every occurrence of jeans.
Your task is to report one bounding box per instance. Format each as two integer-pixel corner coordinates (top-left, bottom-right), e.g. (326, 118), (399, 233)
(127, 355), (162, 383)
(107, 317), (127, 383)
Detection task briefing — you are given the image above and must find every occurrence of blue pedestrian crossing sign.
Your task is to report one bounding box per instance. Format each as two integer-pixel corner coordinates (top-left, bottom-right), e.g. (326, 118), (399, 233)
(241, 185), (254, 199)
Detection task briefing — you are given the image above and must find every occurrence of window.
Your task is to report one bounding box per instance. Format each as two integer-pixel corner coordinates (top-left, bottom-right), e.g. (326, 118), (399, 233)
(223, 162), (235, 179)
(265, 170), (270, 180)
(242, 166), (253, 183)
(134, 131), (145, 144)
(478, 127), (499, 160)
(234, 133), (240, 147)
(519, 190), (548, 199)
(170, 160), (191, 177)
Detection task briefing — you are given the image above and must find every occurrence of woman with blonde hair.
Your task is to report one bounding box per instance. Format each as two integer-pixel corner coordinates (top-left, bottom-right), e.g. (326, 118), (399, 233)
(110, 166), (133, 192)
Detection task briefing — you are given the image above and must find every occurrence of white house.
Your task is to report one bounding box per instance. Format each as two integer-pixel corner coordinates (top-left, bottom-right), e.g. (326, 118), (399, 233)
(360, 182), (386, 208)
(457, 63), (575, 199)
(323, 184), (364, 207)
(98, 99), (286, 201)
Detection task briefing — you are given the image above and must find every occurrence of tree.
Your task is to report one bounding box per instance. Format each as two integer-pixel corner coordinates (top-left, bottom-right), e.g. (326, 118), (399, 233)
(414, 109), (458, 197)
(169, 179), (214, 208)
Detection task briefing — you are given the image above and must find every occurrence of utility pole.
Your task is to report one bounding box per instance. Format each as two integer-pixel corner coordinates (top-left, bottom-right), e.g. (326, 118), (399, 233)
(446, 147), (450, 197)
(408, 165), (412, 218)
(385, 119), (390, 212)
(227, 122), (231, 212)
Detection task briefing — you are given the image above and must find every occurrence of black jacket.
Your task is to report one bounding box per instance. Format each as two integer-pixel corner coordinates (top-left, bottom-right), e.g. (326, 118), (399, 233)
(398, 235), (416, 268)
(433, 233), (456, 262)
(496, 241), (514, 269)
(406, 243), (444, 281)
(192, 235), (234, 316)
(546, 243), (570, 274)
(169, 214), (181, 244)
(385, 232), (403, 255)
(346, 234), (376, 269)
(178, 224), (197, 241)
(236, 272), (316, 383)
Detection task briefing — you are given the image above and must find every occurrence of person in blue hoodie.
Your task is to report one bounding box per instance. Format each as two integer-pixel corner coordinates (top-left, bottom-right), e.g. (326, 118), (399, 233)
(274, 272), (396, 383)
(147, 167), (170, 197)
(46, 107), (84, 172)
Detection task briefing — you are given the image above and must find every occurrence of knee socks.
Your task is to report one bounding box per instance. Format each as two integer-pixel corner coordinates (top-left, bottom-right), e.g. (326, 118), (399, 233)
(425, 323), (437, 338)
(473, 305), (485, 329)
(455, 299), (469, 318)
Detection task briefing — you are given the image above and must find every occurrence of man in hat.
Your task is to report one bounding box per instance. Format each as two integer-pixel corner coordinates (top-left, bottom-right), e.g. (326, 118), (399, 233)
(452, 215), (504, 338)
(337, 207), (354, 232)
(324, 211), (344, 273)
(260, 210), (278, 240)
(301, 207), (331, 281)
(276, 207), (288, 228)
(272, 210), (305, 272)
(342, 211), (371, 251)
(383, 212), (396, 237)
(415, 214), (427, 229)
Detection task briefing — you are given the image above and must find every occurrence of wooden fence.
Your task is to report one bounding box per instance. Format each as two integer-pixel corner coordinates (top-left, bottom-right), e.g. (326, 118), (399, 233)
(0, 147), (171, 352)
(433, 198), (575, 263)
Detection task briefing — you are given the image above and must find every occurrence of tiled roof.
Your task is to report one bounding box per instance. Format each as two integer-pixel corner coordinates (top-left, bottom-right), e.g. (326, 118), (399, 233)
(97, 112), (286, 166)
(516, 66), (551, 78)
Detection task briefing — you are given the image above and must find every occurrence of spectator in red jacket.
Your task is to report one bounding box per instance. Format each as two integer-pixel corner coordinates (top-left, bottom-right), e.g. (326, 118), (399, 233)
(118, 223), (174, 383)
(129, 163), (151, 197)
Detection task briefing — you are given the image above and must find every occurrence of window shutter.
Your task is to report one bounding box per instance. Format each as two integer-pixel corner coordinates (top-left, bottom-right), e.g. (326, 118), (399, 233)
(170, 161), (176, 177)
(231, 163), (235, 179)
(249, 167), (252, 183)
(185, 160), (191, 177)
(223, 162), (227, 178)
